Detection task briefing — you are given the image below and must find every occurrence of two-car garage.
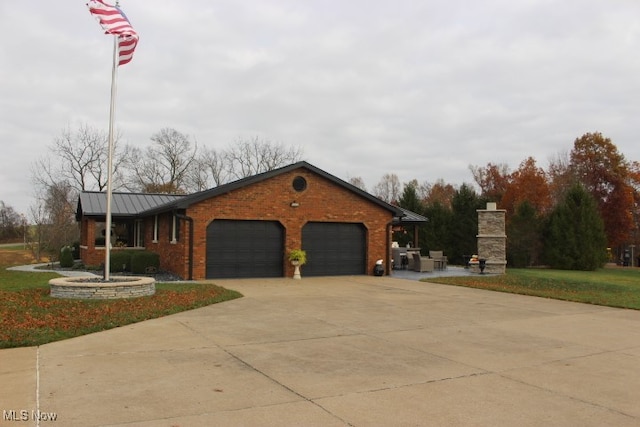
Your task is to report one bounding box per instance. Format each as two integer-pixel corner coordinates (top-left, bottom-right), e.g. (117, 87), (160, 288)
(206, 220), (366, 279)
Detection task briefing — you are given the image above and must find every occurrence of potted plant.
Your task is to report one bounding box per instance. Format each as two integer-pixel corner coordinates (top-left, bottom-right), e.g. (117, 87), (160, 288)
(288, 249), (307, 279)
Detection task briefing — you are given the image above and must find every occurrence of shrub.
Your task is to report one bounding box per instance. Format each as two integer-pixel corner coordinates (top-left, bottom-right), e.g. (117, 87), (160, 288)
(110, 250), (132, 273)
(59, 246), (74, 268)
(131, 251), (160, 274)
(72, 241), (80, 259)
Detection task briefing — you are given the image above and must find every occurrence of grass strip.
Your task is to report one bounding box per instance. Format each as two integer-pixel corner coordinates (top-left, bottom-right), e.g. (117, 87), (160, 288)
(425, 268), (640, 309)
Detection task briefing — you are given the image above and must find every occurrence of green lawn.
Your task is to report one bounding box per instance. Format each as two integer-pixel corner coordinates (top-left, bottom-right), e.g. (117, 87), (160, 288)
(426, 267), (640, 309)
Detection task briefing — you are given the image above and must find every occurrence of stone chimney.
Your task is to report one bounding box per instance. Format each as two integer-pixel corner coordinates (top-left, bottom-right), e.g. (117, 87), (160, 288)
(477, 202), (506, 274)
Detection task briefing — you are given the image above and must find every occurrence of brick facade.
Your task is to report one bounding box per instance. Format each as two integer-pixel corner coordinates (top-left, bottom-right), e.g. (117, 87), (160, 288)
(79, 165), (396, 280)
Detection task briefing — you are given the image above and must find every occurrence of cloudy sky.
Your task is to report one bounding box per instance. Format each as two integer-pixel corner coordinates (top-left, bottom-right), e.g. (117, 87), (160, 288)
(2, 1), (640, 215)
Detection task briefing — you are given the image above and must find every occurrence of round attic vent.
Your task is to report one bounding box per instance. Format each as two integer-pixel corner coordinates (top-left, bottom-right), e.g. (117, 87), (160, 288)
(292, 176), (307, 192)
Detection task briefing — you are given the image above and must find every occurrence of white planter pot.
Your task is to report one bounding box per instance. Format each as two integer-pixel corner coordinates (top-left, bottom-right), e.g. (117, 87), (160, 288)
(291, 260), (302, 279)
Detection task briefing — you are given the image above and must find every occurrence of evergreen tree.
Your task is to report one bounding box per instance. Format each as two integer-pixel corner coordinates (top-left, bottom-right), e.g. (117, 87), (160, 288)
(397, 180), (422, 214)
(396, 181), (423, 247)
(543, 183), (607, 270)
(507, 201), (543, 267)
(421, 201), (452, 253)
(449, 184), (483, 265)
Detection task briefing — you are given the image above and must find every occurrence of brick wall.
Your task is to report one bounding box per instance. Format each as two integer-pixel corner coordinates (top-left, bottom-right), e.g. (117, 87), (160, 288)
(144, 213), (189, 278)
(79, 167), (395, 280)
(182, 168), (393, 280)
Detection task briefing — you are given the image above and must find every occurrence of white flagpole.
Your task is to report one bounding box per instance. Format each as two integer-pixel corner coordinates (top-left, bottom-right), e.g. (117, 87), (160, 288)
(104, 26), (119, 280)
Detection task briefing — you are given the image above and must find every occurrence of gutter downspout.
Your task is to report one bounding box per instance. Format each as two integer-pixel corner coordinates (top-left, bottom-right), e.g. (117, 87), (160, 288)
(175, 213), (194, 280)
(386, 221), (394, 275)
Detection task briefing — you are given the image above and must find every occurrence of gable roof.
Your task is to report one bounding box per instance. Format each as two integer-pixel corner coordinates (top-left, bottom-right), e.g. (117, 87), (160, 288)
(76, 191), (185, 220)
(140, 161), (404, 217)
(76, 162), (405, 219)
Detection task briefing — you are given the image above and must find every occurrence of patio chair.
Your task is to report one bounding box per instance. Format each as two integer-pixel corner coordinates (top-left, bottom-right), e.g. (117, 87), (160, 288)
(413, 253), (434, 272)
(429, 251), (448, 270)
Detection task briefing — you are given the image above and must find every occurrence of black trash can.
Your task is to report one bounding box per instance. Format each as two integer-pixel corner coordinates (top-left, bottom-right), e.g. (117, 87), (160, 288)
(373, 263), (384, 276)
(463, 255), (471, 268)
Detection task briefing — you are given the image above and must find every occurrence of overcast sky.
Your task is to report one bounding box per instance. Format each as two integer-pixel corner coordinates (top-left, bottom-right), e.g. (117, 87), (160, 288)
(2, 1), (640, 215)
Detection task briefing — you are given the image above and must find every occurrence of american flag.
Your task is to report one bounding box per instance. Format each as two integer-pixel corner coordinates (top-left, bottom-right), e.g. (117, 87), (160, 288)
(87, 0), (139, 66)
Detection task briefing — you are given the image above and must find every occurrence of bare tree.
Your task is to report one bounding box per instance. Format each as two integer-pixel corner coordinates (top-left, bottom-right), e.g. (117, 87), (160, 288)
(373, 173), (401, 203)
(28, 201), (47, 262)
(225, 136), (304, 180)
(28, 181), (78, 262)
(547, 150), (573, 205)
(125, 128), (198, 193)
(348, 176), (367, 192)
(32, 123), (128, 192)
(0, 201), (22, 242)
(188, 146), (228, 191)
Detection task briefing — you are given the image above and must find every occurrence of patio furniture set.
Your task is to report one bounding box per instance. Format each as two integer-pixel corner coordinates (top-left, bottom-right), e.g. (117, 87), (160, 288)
(392, 247), (447, 273)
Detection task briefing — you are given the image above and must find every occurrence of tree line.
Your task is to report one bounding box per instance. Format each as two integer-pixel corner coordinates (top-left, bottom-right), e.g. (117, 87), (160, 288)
(11, 124), (304, 260)
(349, 132), (638, 270)
(3, 126), (637, 270)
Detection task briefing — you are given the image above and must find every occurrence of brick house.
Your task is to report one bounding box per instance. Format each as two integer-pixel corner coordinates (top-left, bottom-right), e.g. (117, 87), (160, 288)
(76, 161), (406, 280)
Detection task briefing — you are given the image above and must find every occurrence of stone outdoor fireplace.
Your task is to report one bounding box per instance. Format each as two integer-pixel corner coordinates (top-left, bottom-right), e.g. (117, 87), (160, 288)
(476, 202), (507, 274)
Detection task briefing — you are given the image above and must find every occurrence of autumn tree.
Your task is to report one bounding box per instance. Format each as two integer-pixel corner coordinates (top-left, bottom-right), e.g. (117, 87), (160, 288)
(469, 162), (509, 206)
(420, 179), (456, 209)
(501, 157), (552, 219)
(569, 132), (634, 248)
(628, 161), (640, 249)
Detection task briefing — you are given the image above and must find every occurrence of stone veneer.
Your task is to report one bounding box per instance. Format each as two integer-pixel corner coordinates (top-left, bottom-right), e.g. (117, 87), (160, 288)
(477, 202), (507, 274)
(49, 276), (155, 299)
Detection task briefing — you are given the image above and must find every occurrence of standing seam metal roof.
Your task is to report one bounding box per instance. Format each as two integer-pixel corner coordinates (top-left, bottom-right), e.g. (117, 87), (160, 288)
(76, 162), (409, 219)
(77, 192), (185, 218)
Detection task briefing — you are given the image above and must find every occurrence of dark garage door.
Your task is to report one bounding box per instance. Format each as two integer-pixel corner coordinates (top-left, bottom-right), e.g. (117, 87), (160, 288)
(302, 222), (366, 276)
(206, 220), (284, 278)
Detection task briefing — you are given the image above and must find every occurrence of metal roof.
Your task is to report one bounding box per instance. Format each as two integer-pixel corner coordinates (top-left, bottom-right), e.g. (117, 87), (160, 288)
(393, 206), (428, 225)
(76, 192), (185, 219)
(76, 162), (406, 219)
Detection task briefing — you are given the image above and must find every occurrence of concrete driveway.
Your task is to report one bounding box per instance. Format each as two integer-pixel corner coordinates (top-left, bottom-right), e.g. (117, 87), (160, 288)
(2, 275), (640, 426)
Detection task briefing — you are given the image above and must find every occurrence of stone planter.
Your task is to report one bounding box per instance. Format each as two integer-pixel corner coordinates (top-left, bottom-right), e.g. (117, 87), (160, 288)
(49, 276), (156, 300)
(291, 260), (302, 280)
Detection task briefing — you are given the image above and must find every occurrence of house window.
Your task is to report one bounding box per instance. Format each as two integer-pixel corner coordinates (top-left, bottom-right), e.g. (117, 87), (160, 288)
(293, 176), (307, 192)
(170, 214), (179, 244)
(134, 220), (144, 247)
(153, 215), (158, 243)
